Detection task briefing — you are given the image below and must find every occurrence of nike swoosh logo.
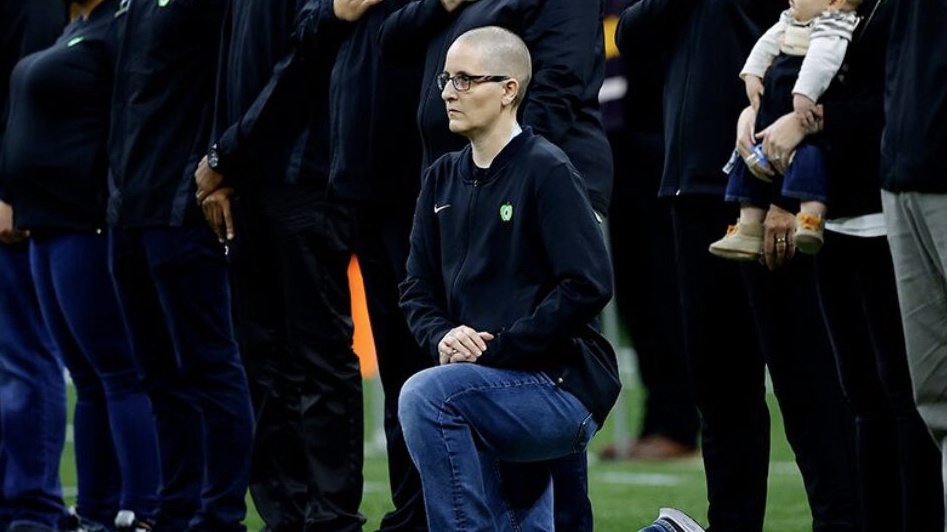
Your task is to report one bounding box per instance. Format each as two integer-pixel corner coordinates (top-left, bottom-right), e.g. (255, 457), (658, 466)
(434, 204), (451, 214)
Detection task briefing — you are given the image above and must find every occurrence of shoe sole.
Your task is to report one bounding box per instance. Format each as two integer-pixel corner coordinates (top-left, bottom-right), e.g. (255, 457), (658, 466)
(708, 246), (760, 261)
(658, 508), (706, 532)
(795, 235), (823, 255)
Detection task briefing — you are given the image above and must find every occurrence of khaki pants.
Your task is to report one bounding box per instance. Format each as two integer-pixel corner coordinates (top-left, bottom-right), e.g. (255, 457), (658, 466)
(883, 189), (947, 531)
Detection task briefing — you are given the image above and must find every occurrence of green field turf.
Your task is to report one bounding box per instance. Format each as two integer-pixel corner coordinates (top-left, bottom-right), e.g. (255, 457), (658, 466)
(60, 378), (812, 531)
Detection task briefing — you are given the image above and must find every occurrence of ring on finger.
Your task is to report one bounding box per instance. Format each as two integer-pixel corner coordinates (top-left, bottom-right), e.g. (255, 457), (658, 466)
(776, 236), (787, 244)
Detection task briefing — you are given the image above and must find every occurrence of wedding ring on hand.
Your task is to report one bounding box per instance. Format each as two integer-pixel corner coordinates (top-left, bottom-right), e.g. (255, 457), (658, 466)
(776, 236), (787, 244)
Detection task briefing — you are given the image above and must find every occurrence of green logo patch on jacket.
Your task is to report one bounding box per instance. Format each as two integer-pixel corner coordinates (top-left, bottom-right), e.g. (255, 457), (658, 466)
(500, 202), (513, 222)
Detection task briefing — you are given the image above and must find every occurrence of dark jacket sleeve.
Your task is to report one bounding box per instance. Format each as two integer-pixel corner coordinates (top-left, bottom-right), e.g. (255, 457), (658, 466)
(478, 164), (613, 369)
(377, 0), (454, 65)
(0, 0), (66, 201)
(615, 0), (697, 55)
(16, 0), (66, 56)
(518, 0), (601, 147)
(399, 167), (455, 363)
(215, 0), (350, 177)
(0, 0), (66, 130)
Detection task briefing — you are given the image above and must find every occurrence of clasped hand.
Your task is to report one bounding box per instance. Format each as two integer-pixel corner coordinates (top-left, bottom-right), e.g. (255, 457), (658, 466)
(737, 105), (814, 177)
(438, 325), (494, 365)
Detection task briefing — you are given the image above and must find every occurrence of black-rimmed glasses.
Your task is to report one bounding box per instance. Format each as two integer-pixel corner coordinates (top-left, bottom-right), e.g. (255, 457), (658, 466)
(436, 72), (511, 92)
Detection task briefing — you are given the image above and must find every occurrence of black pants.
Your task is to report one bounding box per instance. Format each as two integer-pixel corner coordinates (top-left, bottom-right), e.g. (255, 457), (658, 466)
(671, 195), (857, 532)
(608, 128), (699, 446)
(814, 232), (944, 531)
(352, 201), (430, 532)
(228, 184), (364, 532)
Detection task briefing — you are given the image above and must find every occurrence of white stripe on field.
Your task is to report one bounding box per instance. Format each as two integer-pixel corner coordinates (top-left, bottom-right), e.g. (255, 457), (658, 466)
(598, 472), (683, 486)
(597, 461), (799, 486)
(60, 482), (388, 498)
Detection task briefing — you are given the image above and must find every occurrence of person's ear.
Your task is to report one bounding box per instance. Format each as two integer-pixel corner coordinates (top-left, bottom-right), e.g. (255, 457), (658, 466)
(501, 78), (520, 107)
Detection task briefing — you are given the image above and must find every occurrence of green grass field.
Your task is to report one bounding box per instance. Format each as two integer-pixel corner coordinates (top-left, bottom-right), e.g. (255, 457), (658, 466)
(59, 376), (812, 531)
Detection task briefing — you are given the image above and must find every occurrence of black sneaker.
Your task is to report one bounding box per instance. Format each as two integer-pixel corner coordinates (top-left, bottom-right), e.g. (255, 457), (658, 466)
(114, 511), (154, 532)
(62, 508), (108, 532)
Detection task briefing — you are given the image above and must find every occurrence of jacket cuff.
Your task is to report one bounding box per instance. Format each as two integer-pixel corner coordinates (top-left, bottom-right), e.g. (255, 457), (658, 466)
(213, 128), (243, 181)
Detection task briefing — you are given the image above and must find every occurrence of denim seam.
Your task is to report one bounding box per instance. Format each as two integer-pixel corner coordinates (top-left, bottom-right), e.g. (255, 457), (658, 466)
(438, 373), (556, 404)
(436, 406), (470, 532)
(435, 374), (554, 531)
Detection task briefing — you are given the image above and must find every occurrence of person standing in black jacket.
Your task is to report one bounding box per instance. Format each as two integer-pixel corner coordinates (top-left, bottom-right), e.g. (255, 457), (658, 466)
(107, 0), (254, 530)
(397, 27), (620, 531)
(877, 0), (947, 522)
(722, 0), (945, 529)
(1, 0), (163, 529)
(193, 0), (430, 528)
(193, 0), (365, 529)
(0, 1), (69, 530)
(599, 0), (699, 462)
(618, 0), (859, 530)
(313, 1), (432, 529)
(378, 1), (613, 528)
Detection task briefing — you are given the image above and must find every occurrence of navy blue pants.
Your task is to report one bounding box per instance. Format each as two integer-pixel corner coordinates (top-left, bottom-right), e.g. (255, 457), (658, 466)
(725, 142), (829, 207)
(30, 231), (161, 526)
(814, 232), (945, 531)
(108, 226), (253, 532)
(671, 196), (857, 532)
(0, 243), (68, 530)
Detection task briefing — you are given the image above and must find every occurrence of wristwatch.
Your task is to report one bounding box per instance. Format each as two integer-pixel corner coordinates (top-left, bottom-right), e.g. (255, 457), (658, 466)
(207, 144), (221, 170)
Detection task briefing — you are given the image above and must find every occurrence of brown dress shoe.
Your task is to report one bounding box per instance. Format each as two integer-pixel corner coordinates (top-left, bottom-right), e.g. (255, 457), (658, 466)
(598, 441), (636, 461)
(627, 435), (698, 461)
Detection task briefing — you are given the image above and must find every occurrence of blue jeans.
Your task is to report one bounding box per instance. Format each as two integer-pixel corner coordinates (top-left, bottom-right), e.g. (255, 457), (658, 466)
(0, 243), (68, 529)
(30, 231), (161, 525)
(399, 364), (597, 532)
(725, 142), (829, 207)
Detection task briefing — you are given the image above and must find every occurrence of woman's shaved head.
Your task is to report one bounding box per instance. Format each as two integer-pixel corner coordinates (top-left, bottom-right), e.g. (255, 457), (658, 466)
(453, 26), (531, 103)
